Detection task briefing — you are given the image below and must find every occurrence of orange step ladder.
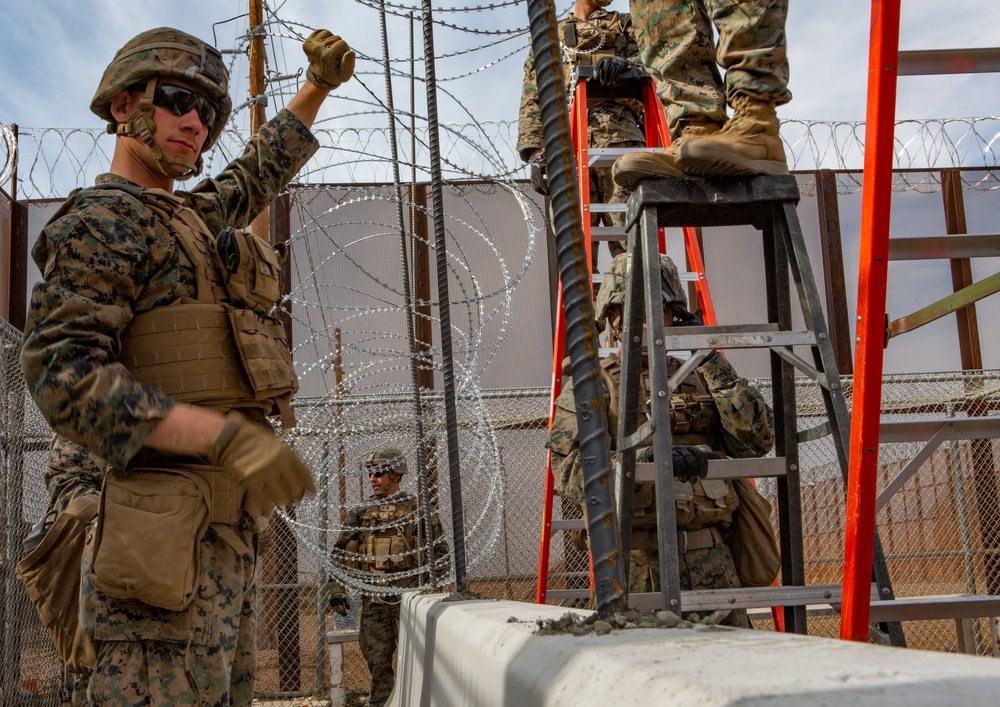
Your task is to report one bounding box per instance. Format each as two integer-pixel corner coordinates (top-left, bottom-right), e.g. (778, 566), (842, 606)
(535, 64), (718, 606)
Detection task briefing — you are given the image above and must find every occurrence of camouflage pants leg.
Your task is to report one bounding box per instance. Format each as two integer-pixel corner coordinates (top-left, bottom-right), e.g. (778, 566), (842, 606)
(630, 543), (750, 628)
(629, 0), (790, 135)
(85, 522), (257, 706)
(360, 598), (401, 707)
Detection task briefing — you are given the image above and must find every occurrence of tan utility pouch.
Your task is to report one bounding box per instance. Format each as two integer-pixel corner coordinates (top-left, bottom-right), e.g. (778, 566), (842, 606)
(90, 468), (211, 611)
(214, 227), (282, 313)
(228, 308), (298, 426)
(730, 478), (781, 588)
(16, 495), (99, 676)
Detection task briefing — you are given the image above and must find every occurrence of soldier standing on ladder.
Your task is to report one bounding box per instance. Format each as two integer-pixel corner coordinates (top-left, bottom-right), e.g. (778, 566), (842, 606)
(517, 0), (645, 258)
(547, 254), (778, 626)
(612, 0), (791, 186)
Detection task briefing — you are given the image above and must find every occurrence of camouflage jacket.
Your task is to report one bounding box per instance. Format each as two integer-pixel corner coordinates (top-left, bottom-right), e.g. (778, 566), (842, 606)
(516, 9), (645, 162)
(547, 352), (774, 509)
(20, 109), (318, 470)
(334, 491), (449, 589)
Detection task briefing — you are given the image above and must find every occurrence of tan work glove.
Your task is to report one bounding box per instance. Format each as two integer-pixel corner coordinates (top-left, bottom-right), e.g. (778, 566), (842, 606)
(208, 413), (316, 517)
(303, 29), (356, 91)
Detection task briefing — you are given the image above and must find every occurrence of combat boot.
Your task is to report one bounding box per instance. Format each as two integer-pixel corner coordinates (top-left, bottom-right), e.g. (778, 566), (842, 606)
(676, 95), (787, 177)
(611, 118), (723, 189)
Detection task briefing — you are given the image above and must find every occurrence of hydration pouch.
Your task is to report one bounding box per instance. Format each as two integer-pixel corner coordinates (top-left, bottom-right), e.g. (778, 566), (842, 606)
(214, 226), (282, 314)
(90, 468), (211, 612)
(729, 478), (781, 588)
(16, 495), (99, 676)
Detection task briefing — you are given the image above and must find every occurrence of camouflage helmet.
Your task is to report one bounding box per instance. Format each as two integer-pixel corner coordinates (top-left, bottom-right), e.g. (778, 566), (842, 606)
(365, 448), (407, 475)
(90, 28), (232, 176)
(594, 252), (687, 324)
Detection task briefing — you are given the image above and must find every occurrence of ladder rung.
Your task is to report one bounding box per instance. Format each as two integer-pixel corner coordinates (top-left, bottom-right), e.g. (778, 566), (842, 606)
(634, 458), (787, 483)
(547, 589), (592, 600)
(590, 226), (627, 241)
(590, 203), (626, 214)
(588, 147), (658, 169)
(551, 519), (586, 531)
(629, 584), (880, 612)
(663, 327), (817, 351)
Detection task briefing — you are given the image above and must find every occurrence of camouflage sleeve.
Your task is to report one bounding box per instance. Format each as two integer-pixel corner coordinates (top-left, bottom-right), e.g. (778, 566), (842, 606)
(546, 375), (593, 510)
(621, 13), (641, 63)
(697, 354), (775, 458)
(334, 506), (364, 551)
(516, 51), (544, 163)
(21, 197), (179, 469)
(187, 108), (319, 233)
(43, 434), (106, 513)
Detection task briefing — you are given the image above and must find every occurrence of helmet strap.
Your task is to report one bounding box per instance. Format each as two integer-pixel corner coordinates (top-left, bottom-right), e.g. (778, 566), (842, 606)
(116, 77), (202, 181)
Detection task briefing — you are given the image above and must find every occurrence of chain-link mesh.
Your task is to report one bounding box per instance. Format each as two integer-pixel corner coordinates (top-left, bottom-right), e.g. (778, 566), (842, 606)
(6, 318), (1000, 703)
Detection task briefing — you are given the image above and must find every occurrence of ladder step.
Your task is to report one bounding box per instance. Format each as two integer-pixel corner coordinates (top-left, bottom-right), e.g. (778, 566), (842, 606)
(552, 519), (586, 531)
(588, 147), (658, 169)
(590, 203), (626, 214)
(591, 226), (627, 241)
(629, 584), (880, 612)
(662, 325), (817, 352)
(548, 589), (592, 600)
(634, 458), (787, 483)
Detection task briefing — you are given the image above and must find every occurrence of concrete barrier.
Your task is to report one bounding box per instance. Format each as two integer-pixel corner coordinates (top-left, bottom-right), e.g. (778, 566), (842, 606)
(390, 593), (1000, 706)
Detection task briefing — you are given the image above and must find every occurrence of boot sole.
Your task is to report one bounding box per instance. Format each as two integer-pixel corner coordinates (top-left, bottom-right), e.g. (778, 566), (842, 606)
(612, 156), (685, 189)
(678, 142), (789, 177)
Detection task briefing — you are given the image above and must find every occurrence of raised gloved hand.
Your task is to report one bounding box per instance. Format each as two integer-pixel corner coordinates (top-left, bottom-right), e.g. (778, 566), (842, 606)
(638, 445), (718, 484)
(208, 412), (316, 517)
(328, 592), (351, 616)
(529, 153), (549, 196)
(594, 55), (629, 86)
(672, 307), (704, 327)
(672, 307), (717, 363)
(303, 29), (356, 91)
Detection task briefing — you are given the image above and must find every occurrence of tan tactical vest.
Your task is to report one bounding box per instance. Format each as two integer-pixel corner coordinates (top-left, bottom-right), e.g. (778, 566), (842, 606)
(356, 494), (419, 575)
(113, 186), (298, 427)
(599, 355), (738, 534)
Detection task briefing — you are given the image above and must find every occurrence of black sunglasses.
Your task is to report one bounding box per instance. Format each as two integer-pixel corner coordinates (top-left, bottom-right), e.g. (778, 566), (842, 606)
(151, 84), (219, 128)
(368, 469), (390, 478)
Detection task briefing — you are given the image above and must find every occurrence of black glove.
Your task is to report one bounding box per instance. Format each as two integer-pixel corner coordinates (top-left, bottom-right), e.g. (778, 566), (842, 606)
(672, 307), (704, 327)
(672, 445), (718, 484)
(328, 592), (351, 616)
(594, 55), (629, 86)
(672, 308), (718, 363)
(529, 158), (549, 196)
(637, 445), (717, 483)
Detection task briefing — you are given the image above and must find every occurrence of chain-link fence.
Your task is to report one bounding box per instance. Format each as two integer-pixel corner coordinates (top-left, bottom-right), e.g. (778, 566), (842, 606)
(5, 299), (1000, 704)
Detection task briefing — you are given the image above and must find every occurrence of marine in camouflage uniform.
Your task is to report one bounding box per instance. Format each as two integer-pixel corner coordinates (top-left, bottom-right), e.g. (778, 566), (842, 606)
(613, 0), (791, 184)
(517, 0), (645, 253)
(20, 26), (354, 706)
(329, 449), (448, 707)
(546, 253), (773, 627)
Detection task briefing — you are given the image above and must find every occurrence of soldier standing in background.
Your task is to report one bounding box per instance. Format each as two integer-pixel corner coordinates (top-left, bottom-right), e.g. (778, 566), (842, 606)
(329, 448), (449, 707)
(517, 0), (645, 258)
(19, 26), (355, 705)
(547, 253), (775, 626)
(613, 0), (791, 186)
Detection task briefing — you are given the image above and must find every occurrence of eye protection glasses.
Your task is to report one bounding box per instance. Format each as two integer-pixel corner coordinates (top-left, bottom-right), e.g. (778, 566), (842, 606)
(152, 84), (219, 128)
(368, 469), (390, 478)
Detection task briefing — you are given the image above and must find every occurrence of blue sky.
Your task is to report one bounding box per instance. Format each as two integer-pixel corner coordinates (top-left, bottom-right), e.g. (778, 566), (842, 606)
(1, 0), (999, 132)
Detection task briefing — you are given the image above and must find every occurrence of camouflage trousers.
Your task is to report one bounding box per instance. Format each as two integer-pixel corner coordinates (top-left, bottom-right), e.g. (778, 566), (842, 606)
(360, 596), (401, 707)
(630, 537), (750, 628)
(628, 0), (791, 136)
(83, 522), (257, 706)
